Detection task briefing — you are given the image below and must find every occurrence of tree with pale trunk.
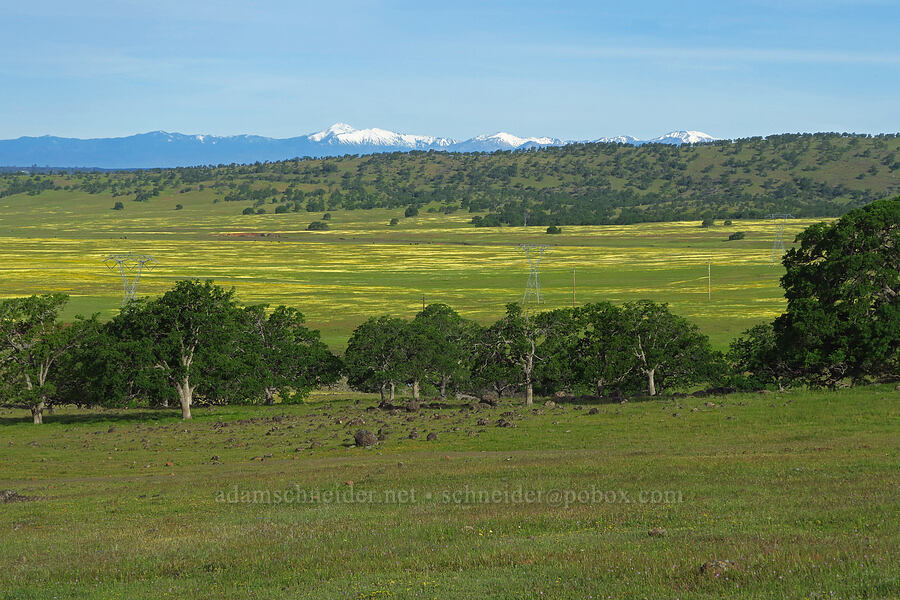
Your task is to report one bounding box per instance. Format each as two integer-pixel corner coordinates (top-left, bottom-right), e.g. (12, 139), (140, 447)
(114, 280), (246, 419)
(476, 304), (547, 406)
(620, 300), (717, 396)
(0, 294), (93, 424)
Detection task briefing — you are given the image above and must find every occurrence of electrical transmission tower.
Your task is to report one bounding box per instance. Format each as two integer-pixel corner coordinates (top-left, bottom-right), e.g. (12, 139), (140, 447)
(103, 253), (158, 305)
(519, 244), (549, 310)
(767, 214), (794, 264)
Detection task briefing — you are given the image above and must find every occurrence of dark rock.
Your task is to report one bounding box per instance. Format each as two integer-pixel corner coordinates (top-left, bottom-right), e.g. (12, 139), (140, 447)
(544, 400), (556, 408)
(648, 527), (667, 537)
(588, 408), (599, 415)
(476, 418), (488, 426)
(426, 432), (438, 441)
(308, 441), (323, 449)
(496, 419), (517, 428)
(405, 400), (420, 413)
(346, 417), (366, 428)
(354, 430), (377, 447)
(408, 430), (419, 439)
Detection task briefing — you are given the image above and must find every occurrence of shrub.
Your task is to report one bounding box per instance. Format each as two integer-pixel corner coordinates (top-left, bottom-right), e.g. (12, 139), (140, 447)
(728, 231), (746, 241)
(546, 225), (562, 234)
(113, 202), (124, 210)
(307, 221), (330, 231)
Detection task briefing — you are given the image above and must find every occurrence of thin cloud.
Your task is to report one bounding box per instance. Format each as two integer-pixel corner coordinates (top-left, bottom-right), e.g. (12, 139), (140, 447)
(543, 45), (900, 66)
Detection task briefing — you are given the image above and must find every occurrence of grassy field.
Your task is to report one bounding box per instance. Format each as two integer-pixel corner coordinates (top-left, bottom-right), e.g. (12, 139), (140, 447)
(0, 187), (818, 349)
(1, 386), (897, 599)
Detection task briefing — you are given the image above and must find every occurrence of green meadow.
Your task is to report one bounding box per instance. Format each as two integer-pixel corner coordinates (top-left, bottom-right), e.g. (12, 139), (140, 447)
(1, 386), (897, 598)
(5, 181), (896, 599)
(0, 187), (815, 349)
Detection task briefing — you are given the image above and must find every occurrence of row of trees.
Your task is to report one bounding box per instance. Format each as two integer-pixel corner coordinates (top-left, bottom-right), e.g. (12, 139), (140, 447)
(344, 301), (719, 408)
(2, 198), (896, 423)
(0, 282), (340, 423)
(0, 286), (720, 423)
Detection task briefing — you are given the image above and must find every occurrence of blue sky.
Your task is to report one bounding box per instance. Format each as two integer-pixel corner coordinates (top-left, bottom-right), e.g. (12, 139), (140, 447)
(2, 0), (898, 140)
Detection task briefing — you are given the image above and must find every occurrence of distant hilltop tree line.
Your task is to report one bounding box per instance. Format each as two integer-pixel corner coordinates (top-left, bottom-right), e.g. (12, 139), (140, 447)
(1, 198), (897, 423)
(2, 132), (899, 226)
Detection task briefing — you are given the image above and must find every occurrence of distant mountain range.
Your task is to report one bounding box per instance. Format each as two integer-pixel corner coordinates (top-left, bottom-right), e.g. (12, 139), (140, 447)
(0, 123), (718, 169)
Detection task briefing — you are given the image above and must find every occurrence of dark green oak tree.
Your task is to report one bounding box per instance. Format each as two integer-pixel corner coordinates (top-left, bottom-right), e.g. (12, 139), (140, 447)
(242, 305), (341, 404)
(344, 315), (407, 406)
(775, 197), (900, 386)
(113, 280), (247, 419)
(620, 300), (718, 396)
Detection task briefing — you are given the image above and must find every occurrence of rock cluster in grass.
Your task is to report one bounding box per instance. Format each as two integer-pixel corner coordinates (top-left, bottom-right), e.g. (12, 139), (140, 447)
(354, 430), (378, 447)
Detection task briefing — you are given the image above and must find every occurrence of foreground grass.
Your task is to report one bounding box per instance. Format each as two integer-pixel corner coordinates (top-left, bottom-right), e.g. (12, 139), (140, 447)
(1, 385), (897, 599)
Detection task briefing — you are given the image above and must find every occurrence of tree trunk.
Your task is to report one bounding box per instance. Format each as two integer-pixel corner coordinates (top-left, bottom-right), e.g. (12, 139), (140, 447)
(596, 380), (605, 398)
(412, 379), (420, 402)
(379, 384), (387, 407)
(176, 377), (193, 420)
(389, 382), (395, 403)
(264, 387), (276, 405)
(647, 369), (656, 396)
(525, 342), (535, 406)
(440, 376), (448, 399)
(31, 401), (45, 425)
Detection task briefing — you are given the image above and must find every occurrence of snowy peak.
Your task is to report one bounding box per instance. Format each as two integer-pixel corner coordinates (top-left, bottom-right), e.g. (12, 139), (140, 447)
(449, 132), (565, 152)
(647, 130), (718, 145)
(305, 122), (454, 149)
(593, 134), (640, 145)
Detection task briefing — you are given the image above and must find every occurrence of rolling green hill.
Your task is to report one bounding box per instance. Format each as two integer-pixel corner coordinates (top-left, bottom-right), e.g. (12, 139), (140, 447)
(2, 132), (899, 226)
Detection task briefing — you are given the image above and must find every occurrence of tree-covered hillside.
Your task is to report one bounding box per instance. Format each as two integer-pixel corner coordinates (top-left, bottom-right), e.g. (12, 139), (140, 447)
(2, 133), (898, 226)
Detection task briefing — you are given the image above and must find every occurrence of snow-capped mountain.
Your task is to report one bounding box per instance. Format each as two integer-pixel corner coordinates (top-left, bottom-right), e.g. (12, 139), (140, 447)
(449, 132), (566, 153)
(0, 124), (718, 169)
(645, 130), (718, 145)
(306, 123), (454, 149)
(594, 135), (641, 145)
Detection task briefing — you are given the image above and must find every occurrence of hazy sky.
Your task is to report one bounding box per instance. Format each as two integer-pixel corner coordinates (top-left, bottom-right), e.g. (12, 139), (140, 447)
(2, 1), (898, 140)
